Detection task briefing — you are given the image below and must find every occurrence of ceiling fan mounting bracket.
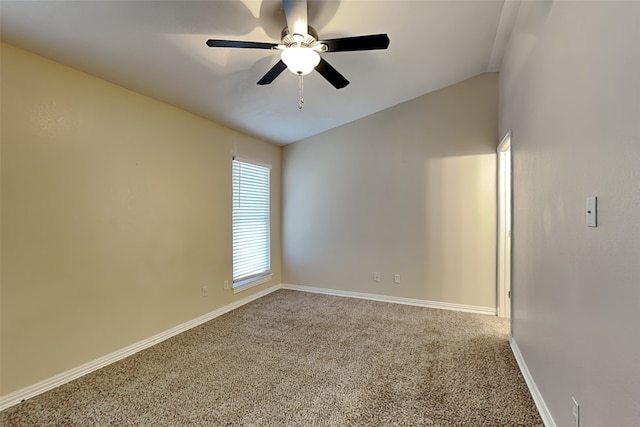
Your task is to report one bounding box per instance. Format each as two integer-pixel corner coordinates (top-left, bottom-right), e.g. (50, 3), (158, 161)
(280, 26), (324, 50)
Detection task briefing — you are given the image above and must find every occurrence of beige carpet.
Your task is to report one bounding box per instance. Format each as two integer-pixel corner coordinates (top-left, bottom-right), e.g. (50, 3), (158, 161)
(1, 290), (543, 426)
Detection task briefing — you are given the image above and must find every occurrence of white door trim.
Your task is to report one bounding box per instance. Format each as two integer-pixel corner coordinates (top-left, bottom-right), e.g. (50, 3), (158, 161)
(497, 130), (512, 318)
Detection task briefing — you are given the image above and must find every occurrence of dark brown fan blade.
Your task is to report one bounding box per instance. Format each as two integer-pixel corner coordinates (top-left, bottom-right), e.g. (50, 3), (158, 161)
(257, 60), (288, 85)
(315, 58), (349, 89)
(206, 39), (279, 49)
(321, 34), (390, 52)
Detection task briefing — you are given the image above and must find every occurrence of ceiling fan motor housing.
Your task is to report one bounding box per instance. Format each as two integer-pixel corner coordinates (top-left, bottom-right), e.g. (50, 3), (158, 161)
(281, 26), (325, 51)
(205, 0), (389, 90)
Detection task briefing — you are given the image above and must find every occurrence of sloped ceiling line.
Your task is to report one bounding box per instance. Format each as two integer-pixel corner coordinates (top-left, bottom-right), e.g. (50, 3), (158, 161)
(1, 0), (517, 145)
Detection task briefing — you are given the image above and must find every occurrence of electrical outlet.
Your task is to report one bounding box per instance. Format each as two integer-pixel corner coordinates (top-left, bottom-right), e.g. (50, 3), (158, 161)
(201, 286), (208, 297)
(224, 280), (229, 290)
(373, 272), (381, 282)
(394, 274), (401, 284)
(572, 397), (580, 427)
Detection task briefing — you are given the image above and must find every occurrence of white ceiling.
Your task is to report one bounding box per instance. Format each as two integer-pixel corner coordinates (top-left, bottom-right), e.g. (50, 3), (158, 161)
(0, 0), (519, 145)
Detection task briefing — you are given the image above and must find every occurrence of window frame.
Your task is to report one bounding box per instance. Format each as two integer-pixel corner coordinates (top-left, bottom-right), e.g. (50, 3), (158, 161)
(231, 157), (272, 293)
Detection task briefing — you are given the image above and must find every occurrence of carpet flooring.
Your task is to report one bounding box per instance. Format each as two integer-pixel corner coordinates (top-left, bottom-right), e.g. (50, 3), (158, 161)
(1, 290), (543, 426)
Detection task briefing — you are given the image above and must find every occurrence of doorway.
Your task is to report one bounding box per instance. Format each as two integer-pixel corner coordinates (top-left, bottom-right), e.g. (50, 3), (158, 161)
(497, 131), (512, 318)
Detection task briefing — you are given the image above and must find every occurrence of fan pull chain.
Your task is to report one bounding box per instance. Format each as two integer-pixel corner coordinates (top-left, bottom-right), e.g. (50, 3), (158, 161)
(298, 73), (304, 109)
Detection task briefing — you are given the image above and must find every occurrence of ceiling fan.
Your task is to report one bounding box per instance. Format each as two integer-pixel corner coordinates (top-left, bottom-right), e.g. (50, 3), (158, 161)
(206, 0), (389, 103)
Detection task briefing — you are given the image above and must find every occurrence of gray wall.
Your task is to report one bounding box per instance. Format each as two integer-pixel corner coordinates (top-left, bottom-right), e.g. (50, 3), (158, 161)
(500, 2), (640, 426)
(282, 73), (498, 310)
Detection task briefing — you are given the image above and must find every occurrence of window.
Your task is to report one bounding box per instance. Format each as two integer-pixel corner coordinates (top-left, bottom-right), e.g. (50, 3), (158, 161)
(232, 158), (271, 292)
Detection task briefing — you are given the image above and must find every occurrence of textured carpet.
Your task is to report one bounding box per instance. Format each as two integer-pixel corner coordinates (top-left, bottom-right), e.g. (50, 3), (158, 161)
(1, 290), (543, 426)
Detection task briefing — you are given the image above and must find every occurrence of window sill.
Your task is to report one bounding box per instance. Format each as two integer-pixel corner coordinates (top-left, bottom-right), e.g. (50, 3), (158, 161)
(233, 274), (273, 294)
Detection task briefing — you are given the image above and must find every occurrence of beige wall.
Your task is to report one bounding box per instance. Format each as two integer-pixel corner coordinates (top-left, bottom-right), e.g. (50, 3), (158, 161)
(500, 2), (640, 426)
(0, 43), (281, 396)
(282, 73), (498, 308)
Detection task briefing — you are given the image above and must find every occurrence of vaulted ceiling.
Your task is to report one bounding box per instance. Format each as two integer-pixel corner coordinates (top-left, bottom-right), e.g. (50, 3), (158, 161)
(1, 0), (519, 145)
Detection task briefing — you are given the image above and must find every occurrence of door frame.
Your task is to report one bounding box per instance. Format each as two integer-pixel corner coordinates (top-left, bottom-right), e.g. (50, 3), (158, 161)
(497, 131), (512, 319)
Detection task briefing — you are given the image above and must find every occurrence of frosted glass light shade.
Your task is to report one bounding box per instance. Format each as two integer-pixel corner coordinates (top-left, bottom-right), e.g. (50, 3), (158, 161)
(281, 47), (320, 75)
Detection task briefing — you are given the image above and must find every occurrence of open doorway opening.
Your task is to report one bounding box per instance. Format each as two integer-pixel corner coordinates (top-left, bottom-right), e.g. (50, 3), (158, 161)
(497, 131), (512, 318)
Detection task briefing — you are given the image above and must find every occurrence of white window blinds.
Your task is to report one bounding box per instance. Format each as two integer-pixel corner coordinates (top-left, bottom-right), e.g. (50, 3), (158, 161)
(232, 159), (271, 284)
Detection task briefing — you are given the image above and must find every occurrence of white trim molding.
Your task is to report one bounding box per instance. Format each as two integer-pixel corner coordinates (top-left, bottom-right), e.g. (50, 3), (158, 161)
(0, 284), (281, 412)
(497, 129), (512, 152)
(281, 284), (497, 315)
(510, 337), (557, 427)
(233, 273), (273, 294)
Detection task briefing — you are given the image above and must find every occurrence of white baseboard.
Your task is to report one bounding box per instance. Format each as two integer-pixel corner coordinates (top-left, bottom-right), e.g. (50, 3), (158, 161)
(281, 283), (497, 315)
(1, 283), (495, 412)
(510, 337), (556, 427)
(0, 284), (281, 412)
